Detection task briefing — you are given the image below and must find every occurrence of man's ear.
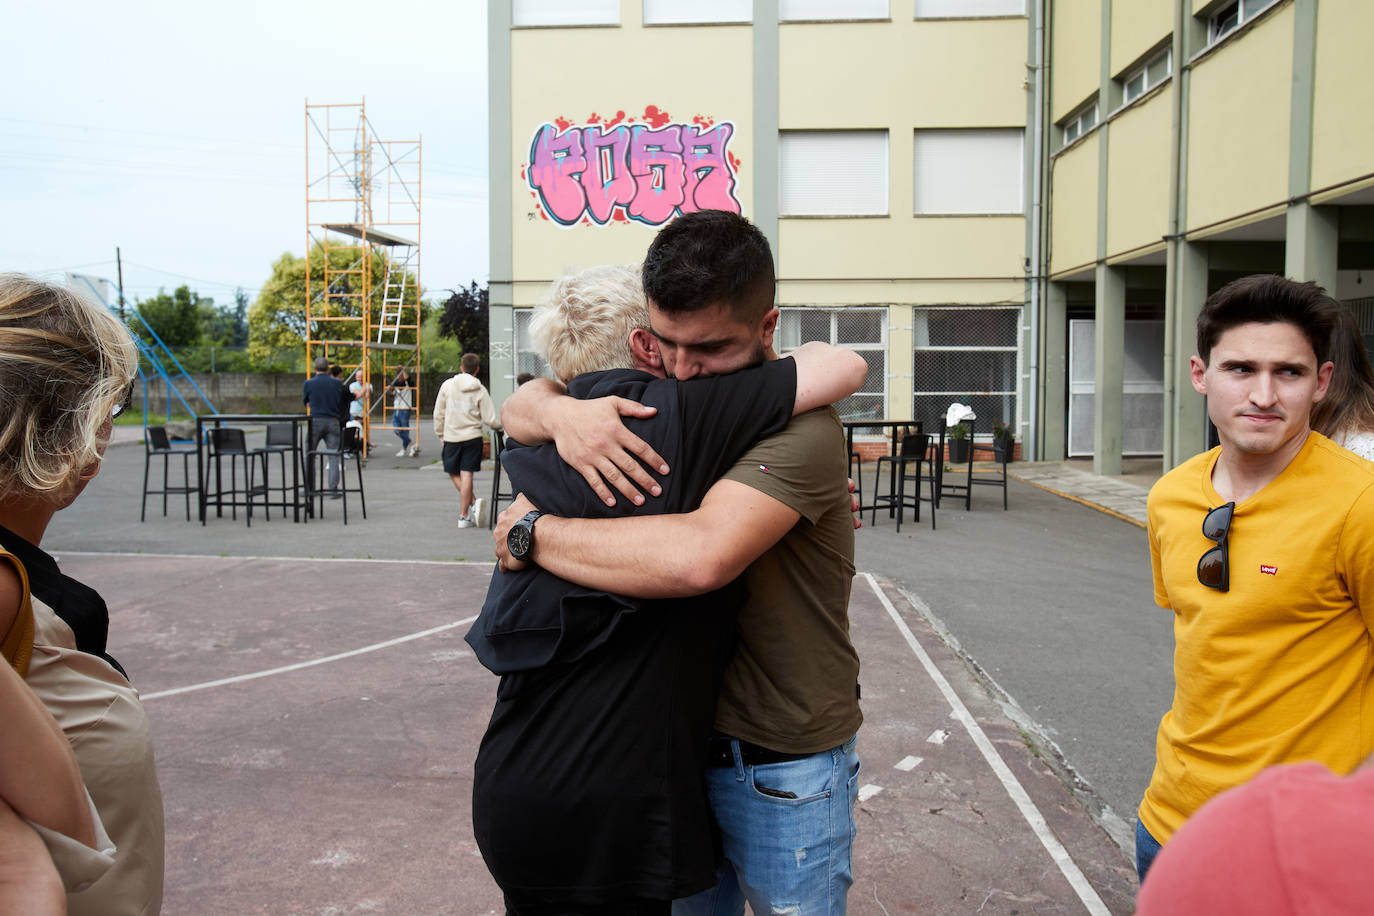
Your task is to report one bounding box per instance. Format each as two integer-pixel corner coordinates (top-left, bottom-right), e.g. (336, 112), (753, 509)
(1189, 355), (1209, 396)
(1313, 360), (1335, 403)
(759, 307), (780, 351)
(630, 328), (662, 369)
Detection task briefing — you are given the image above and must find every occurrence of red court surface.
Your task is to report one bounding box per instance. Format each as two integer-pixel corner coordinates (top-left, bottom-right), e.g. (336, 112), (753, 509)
(71, 552), (1138, 915)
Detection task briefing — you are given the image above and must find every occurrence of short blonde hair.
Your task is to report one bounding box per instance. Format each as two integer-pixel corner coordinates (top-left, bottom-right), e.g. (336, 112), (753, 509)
(0, 274), (138, 499)
(530, 264), (648, 382)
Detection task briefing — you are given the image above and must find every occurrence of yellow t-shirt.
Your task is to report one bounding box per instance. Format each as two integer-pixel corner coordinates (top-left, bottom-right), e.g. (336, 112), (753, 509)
(1140, 432), (1374, 843)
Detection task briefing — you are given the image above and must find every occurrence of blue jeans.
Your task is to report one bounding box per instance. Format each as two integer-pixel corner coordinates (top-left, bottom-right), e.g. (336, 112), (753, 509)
(1135, 820), (1162, 883)
(393, 408), (412, 448)
(673, 735), (860, 916)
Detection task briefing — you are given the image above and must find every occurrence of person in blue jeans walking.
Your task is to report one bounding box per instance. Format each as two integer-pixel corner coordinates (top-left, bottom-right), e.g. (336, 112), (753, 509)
(386, 366), (416, 457)
(496, 210), (863, 915)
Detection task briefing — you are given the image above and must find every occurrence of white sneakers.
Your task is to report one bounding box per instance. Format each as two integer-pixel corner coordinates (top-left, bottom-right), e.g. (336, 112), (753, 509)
(407, 445), (420, 457)
(395, 448), (408, 457)
(458, 498), (487, 529)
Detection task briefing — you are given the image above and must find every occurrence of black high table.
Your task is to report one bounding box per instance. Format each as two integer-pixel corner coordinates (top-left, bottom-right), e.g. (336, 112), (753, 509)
(843, 419), (923, 514)
(195, 414), (311, 524)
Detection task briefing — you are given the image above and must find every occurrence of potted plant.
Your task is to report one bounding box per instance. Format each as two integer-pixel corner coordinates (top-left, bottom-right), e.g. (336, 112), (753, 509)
(947, 422), (971, 463)
(992, 419), (1015, 462)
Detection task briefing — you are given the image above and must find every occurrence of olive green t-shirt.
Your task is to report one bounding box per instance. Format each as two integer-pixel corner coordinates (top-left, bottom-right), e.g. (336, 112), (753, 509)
(715, 406), (862, 753)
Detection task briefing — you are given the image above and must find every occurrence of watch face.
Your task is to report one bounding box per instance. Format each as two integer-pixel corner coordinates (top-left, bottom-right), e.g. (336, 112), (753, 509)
(508, 525), (531, 559)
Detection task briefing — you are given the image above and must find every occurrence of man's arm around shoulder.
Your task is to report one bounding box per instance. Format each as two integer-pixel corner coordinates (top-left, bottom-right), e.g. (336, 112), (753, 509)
(500, 479), (799, 598)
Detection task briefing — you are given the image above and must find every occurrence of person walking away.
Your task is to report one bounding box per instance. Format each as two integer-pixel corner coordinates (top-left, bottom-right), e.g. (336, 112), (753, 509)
(434, 353), (501, 528)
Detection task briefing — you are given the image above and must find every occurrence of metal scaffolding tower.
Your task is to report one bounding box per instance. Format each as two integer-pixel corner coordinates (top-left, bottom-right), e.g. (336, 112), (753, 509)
(304, 99), (421, 449)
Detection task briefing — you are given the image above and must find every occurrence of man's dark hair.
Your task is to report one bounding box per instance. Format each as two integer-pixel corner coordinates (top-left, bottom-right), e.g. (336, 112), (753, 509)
(1197, 275), (1338, 365)
(516, 372), (536, 386)
(461, 353), (480, 375)
(642, 210), (775, 323)
(329, 364), (342, 378)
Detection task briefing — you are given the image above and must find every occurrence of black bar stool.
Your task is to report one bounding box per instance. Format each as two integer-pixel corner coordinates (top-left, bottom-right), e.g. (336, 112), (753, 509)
(141, 426), (199, 522)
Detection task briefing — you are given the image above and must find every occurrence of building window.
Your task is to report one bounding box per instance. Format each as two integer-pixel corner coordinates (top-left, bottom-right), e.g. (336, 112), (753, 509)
(778, 308), (887, 421)
(911, 306), (1019, 434)
(779, 130), (889, 217)
(1060, 101), (1098, 147)
(1121, 47), (1171, 104)
(1209, 0), (1278, 44)
(513, 309), (552, 381)
(914, 0), (1024, 18)
(913, 128), (1024, 215)
(643, 0), (751, 24)
(513, 0), (620, 26)
(781, 0), (888, 20)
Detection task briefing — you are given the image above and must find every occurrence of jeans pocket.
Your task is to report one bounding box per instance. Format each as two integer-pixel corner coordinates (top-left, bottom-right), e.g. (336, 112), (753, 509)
(750, 756), (833, 806)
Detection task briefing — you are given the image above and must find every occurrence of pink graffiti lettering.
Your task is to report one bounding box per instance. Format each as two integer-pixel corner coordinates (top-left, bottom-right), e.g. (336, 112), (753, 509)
(528, 125), (588, 226)
(582, 127), (637, 223)
(527, 118), (742, 227)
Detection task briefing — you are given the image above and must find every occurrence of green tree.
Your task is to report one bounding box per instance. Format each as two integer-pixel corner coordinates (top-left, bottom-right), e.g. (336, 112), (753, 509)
(248, 245), (418, 371)
(135, 285), (208, 347)
(432, 281), (490, 383)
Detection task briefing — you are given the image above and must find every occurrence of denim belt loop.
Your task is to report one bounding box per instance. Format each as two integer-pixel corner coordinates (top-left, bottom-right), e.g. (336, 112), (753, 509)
(730, 738), (747, 781)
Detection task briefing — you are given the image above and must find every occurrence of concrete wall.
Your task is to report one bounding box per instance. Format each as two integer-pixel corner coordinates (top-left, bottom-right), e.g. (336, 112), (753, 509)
(1051, 0), (1102, 121)
(1110, 0), (1172, 75)
(136, 374), (315, 417)
(1311, 0), (1374, 191)
(1185, 4), (1293, 231)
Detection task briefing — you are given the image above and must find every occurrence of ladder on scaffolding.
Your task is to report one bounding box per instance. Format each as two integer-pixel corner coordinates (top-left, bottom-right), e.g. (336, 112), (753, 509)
(376, 246), (414, 344)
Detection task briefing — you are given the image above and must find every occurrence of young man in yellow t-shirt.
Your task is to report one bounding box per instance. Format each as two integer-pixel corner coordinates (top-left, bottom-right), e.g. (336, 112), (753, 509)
(1138, 275), (1374, 882)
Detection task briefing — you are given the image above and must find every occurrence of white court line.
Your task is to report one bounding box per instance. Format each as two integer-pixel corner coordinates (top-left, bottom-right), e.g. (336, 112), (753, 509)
(141, 615), (479, 701)
(55, 551), (495, 567)
(864, 573), (1110, 916)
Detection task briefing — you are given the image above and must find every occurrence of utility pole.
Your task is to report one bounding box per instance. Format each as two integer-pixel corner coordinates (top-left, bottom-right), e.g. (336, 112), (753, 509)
(115, 247), (126, 320)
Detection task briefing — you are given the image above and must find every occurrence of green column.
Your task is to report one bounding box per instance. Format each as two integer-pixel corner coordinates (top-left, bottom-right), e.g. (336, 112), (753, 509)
(752, 0), (780, 256)
(1171, 241), (1209, 466)
(1041, 281), (1068, 461)
(1284, 0), (1335, 291)
(1093, 265), (1125, 476)
(487, 0), (515, 404)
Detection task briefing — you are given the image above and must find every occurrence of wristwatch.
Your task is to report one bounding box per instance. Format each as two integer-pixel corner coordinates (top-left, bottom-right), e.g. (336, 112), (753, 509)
(506, 510), (544, 561)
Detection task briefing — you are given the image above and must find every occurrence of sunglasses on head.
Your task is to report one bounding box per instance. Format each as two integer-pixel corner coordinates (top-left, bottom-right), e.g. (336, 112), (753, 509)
(1197, 501), (1235, 592)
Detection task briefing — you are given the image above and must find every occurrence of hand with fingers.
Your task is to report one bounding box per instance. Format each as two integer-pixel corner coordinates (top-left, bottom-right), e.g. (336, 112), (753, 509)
(848, 477), (862, 530)
(549, 396), (670, 507)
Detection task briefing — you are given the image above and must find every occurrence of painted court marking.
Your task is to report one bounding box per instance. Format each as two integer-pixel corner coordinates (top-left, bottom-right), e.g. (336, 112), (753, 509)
(894, 755), (923, 772)
(864, 573), (1110, 916)
(142, 615), (479, 701)
(857, 784), (883, 802)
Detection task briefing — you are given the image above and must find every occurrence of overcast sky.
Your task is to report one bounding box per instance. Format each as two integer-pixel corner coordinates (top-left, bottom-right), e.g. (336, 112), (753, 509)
(1, 0), (488, 309)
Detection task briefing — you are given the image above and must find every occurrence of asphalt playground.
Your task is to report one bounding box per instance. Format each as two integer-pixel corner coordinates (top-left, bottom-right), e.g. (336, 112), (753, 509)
(43, 422), (1164, 914)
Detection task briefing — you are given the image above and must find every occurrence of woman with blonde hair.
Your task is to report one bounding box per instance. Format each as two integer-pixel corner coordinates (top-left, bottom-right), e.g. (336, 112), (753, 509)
(0, 273), (164, 915)
(1311, 301), (1374, 460)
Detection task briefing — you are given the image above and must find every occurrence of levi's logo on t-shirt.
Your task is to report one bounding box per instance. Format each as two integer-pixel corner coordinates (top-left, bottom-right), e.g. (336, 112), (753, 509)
(1260, 565), (1278, 576)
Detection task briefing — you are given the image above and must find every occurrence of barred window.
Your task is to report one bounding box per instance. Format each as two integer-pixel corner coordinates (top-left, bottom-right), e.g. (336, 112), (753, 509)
(911, 306), (1019, 434)
(778, 307), (887, 422)
(513, 309), (551, 380)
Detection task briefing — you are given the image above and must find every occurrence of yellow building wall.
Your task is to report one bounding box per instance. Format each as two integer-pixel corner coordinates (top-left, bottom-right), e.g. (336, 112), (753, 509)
(1049, 135), (1099, 275)
(509, 23), (754, 283)
(779, 279), (1025, 306)
(778, 217), (1026, 284)
(1311, 0), (1374, 191)
(1052, 0), (1101, 122)
(1110, 0), (1172, 76)
(1185, 6), (1293, 230)
(780, 19), (1027, 129)
(1106, 89), (1172, 256)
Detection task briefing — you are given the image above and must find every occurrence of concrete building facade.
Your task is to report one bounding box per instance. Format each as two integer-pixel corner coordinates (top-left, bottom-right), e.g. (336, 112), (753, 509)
(488, 0), (1374, 472)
